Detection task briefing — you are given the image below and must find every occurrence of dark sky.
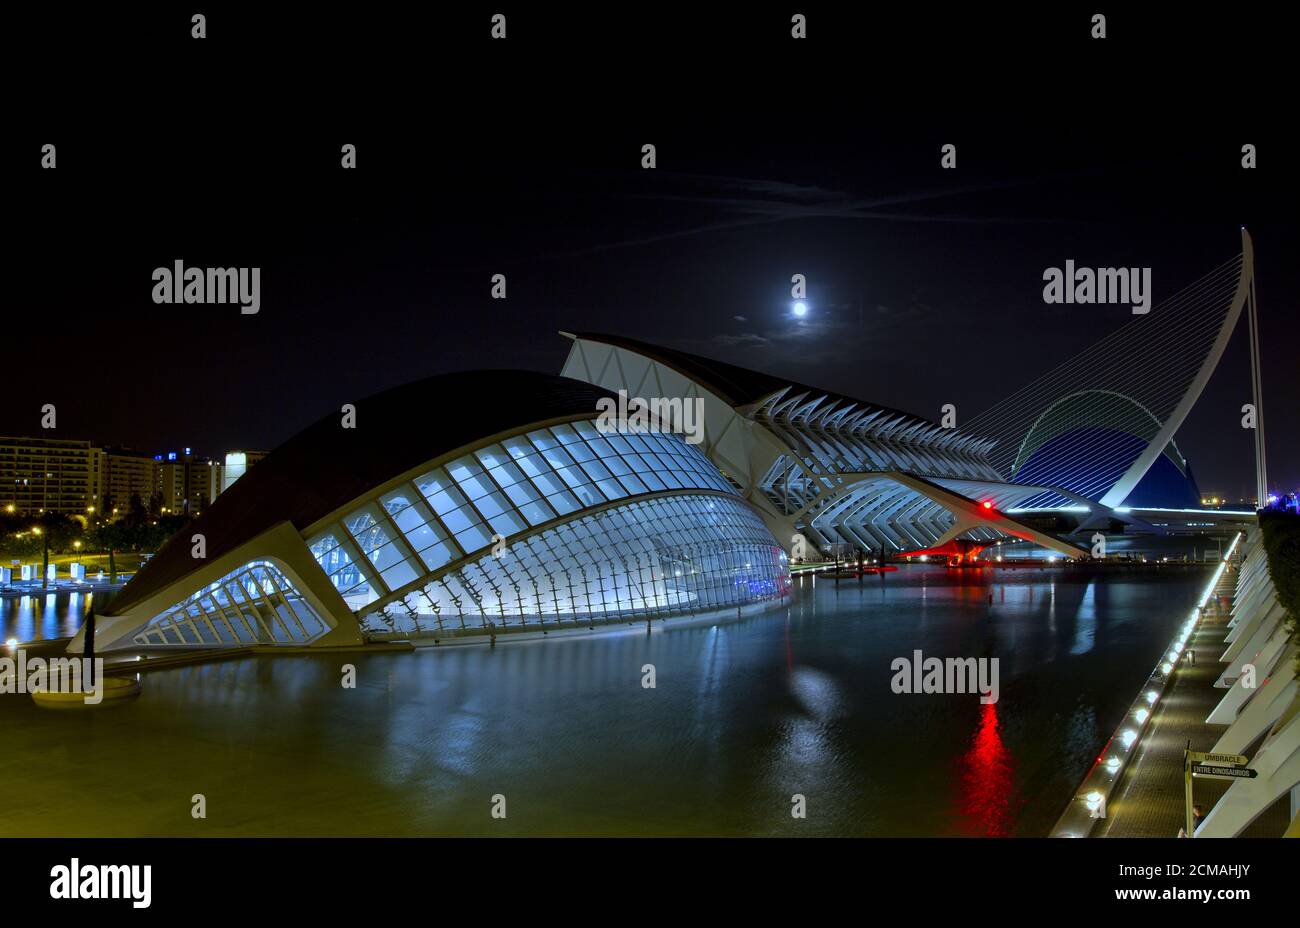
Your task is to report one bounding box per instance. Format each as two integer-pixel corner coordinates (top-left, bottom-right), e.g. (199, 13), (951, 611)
(8, 7), (1296, 500)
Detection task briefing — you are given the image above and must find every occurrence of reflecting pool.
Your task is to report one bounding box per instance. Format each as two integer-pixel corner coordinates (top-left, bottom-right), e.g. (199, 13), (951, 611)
(0, 565), (1205, 836)
(0, 590), (107, 643)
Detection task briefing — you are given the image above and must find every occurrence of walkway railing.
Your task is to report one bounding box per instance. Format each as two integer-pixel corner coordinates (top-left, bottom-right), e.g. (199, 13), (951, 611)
(1051, 531), (1243, 837)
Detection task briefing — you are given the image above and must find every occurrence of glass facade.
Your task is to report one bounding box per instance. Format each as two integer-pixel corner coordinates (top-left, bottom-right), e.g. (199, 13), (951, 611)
(359, 493), (788, 638)
(307, 420), (742, 614)
(132, 559), (327, 647)
(128, 418), (788, 649)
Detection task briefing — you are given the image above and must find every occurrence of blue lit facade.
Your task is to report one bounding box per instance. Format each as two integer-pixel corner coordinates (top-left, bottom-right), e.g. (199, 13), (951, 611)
(84, 372), (791, 653)
(306, 419), (788, 637)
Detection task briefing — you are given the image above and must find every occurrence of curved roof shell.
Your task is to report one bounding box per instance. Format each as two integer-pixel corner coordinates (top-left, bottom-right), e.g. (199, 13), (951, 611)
(107, 371), (616, 615)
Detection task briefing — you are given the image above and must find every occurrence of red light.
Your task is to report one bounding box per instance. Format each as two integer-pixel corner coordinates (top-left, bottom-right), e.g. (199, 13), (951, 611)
(982, 500), (993, 510)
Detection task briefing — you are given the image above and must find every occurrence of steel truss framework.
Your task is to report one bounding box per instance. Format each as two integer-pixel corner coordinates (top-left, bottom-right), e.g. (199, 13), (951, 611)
(362, 493), (786, 638)
(560, 334), (1088, 557)
(132, 559), (328, 647)
(561, 232), (1255, 558)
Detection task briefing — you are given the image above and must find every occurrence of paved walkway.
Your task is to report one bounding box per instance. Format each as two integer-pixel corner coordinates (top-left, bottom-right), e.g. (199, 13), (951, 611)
(1099, 564), (1288, 837)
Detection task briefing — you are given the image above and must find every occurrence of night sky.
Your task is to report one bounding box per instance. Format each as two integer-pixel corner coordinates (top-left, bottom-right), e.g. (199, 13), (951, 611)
(8, 8), (1296, 500)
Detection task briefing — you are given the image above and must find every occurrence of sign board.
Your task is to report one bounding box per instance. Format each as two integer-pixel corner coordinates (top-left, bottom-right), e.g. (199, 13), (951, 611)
(1191, 764), (1257, 779)
(1187, 751), (1248, 766)
(1184, 744), (1255, 837)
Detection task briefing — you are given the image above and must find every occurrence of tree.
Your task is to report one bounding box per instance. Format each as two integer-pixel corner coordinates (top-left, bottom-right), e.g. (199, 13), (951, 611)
(93, 521), (128, 583)
(1259, 512), (1300, 674)
(126, 493), (148, 529)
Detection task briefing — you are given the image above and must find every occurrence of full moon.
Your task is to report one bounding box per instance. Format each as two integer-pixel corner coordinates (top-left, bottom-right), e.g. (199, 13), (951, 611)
(793, 301), (808, 317)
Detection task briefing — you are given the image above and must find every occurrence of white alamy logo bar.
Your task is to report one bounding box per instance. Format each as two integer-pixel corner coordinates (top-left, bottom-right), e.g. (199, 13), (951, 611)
(50, 859), (151, 909)
(1042, 261), (1151, 314)
(0, 650), (106, 704)
(595, 390), (706, 445)
(152, 260), (260, 314)
(890, 650), (1000, 704)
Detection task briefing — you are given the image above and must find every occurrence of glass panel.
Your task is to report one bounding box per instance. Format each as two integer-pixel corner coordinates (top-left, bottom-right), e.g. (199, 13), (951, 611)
(528, 469), (567, 497)
(348, 511), (390, 554)
(390, 503), (428, 535)
(526, 429), (559, 451)
(550, 423), (582, 445)
(418, 540), (457, 571)
(368, 539), (409, 573)
(486, 458), (525, 490)
(607, 434), (634, 455)
(347, 507), (376, 532)
(546, 489), (581, 516)
(486, 507), (527, 537)
(506, 484), (555, 526)
(449, 456), (497, 501)
(556, 465), (594, 493)
(381, 558), (418, 590)
(596, 478), (626, 500)
(455, 522), (492, 553)
(508, 447), (547, 479)
(380, 489), (417, 519)
(579, 458), (612, 482)
(566, 439), (596, 463)
(618, 474), (649, 495)
(473, 489), (511, 520)
(473, 444), (512, 470)
(421, 475), (471, 518)
(439, 505), (480, 535)
(414, 468), (450, 495)
(309, 532), (343, 564)
(309, 531), (374, 596)
(539, 444), (575, 471)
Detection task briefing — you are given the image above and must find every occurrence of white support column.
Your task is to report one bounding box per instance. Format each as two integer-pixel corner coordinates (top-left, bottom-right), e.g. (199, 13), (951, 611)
(1247, 277), (1269, 508)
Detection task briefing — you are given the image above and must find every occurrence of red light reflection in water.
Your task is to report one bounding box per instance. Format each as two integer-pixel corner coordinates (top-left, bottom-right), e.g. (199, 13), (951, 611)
(958, 701), (1017, 836)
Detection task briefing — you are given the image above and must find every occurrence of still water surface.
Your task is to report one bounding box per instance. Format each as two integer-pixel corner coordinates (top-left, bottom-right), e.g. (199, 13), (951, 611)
(0, 565), (1204, 836)
(0, 589), (109, 642)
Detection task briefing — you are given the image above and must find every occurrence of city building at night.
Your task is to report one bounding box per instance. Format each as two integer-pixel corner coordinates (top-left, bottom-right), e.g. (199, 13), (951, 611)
(1, 436), (103, 516)
(2, 439), (269, 520)
(221, 449), (266, 492)
(102, 447), (161, 514)
(156, 448), (224, 516)
(77, 371), (790, 653)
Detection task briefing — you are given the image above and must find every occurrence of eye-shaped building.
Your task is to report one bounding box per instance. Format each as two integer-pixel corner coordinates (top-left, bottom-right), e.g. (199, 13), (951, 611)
(79, 371), (790, 653)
